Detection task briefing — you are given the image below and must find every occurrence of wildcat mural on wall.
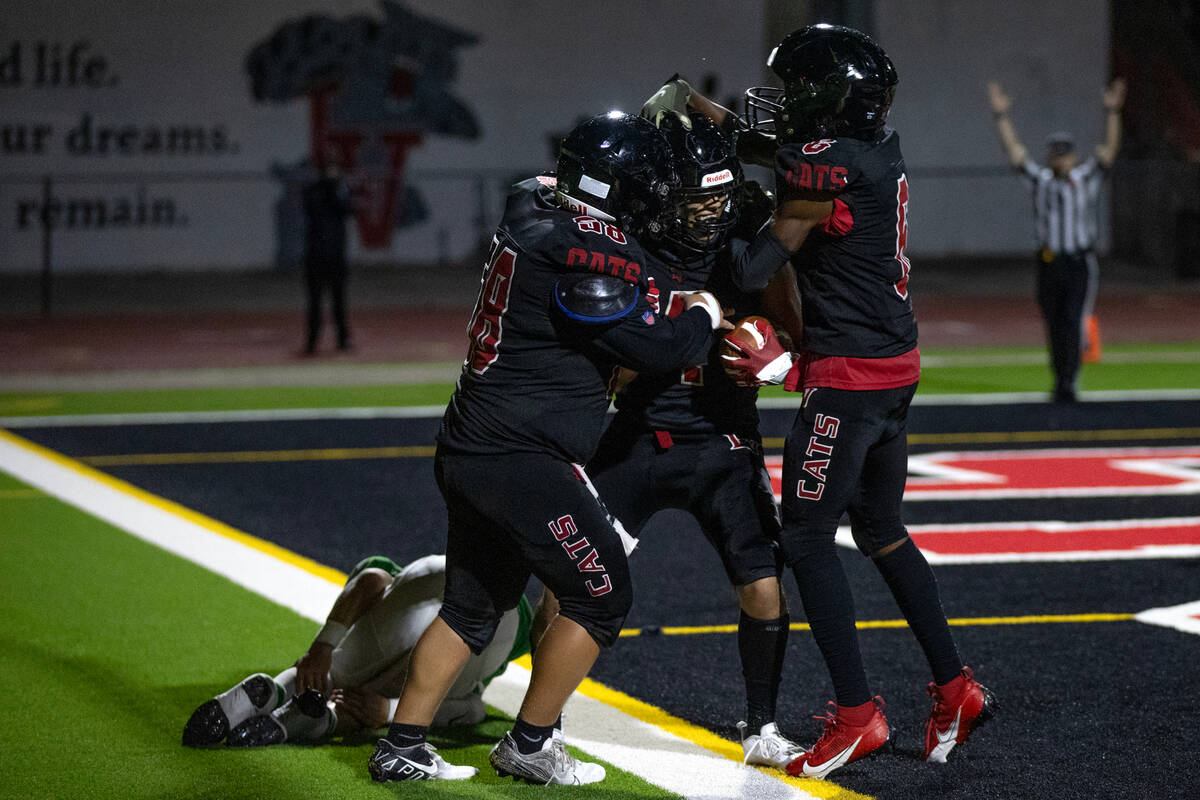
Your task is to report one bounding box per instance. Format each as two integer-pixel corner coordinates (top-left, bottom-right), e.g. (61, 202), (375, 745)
(246, 1), (481, 251)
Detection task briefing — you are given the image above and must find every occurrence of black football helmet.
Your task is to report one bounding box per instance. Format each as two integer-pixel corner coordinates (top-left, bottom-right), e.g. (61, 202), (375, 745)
(745, 24), (897, 143)
(555, 112), (679, 239)
(658, 112), (744, 256)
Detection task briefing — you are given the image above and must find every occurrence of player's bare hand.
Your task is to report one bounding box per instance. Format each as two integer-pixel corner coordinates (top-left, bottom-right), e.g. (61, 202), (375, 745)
(294, 643), (333, 694)
(331, 685), (391, 729)
(1103, 77), (1126, 111)
(986, 81), (1012, 115)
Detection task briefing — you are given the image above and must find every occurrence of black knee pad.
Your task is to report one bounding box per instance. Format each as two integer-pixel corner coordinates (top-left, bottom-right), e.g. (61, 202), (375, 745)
(781, 523), (839, 565)
(555, 579), (633, 649)
(436, 605), (501, 656)
(851, 519), (907, 557)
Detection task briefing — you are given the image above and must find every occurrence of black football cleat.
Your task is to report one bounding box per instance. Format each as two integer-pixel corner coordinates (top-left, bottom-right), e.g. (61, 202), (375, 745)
(182, 700), (229, 748)
(181, 673), (278, 747)
(368, 739), (477, 781)
(293, 689), (326, 717)
(227, 715), (287, 747)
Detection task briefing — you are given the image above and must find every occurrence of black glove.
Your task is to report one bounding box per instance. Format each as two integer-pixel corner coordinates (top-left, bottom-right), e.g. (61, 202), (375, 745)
(733, 180), (775, 240)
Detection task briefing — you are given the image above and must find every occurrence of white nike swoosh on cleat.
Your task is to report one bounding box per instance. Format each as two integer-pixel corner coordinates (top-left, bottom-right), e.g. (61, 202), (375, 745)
(928, 707), (962, 763)
(375, 754), (437, 778)
(801, 735), (862, 778)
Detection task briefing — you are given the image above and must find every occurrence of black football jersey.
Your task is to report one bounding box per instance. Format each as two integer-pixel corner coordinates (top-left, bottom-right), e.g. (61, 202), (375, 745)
(437, 177), (715, 463)
(610, 244), (761, 437)
(775, 131), (917, 358)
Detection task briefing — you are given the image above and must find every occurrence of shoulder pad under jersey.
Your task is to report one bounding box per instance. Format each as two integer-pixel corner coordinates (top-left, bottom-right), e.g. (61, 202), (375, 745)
(554, 272), (640, 324)
(550, 212), (647, 286)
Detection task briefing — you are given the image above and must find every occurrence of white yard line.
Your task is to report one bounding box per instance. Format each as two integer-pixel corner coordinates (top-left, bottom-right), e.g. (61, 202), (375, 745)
(0, 362), (464, 392)
(0, 405), (448, 427)
(1135, 600), (1200, 636)
(0, 430), (343, 622)
(2, 388), (1198, 428)
(920, 351), (1200, 366)
(0, 428), (828, 800)
(485, 667), (821, 799)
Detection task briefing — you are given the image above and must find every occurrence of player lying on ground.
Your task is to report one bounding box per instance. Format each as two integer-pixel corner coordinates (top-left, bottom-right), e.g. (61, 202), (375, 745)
(182, 554), (531, 756)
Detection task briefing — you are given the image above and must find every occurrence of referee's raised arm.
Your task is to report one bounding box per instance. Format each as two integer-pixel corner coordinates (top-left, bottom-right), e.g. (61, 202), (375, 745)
(986, 80), (1028, 168)
(1094, 78), (1127, 167)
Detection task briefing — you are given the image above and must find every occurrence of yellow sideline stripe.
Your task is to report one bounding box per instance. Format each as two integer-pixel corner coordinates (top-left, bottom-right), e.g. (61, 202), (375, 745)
(510, 655), (870, 800)
(0, 429), (348, 586)
(618, 612), (1135, 637)
(9, 428), (859, 798)
(79, 445), (436, 466)
(763, 427), (1200, 449)
(70, 425), (1200, 465)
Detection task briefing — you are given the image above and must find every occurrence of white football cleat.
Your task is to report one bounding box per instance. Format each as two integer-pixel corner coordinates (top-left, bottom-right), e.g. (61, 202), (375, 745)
(489, 732), (605, 785)
(738, 720), (804, 768)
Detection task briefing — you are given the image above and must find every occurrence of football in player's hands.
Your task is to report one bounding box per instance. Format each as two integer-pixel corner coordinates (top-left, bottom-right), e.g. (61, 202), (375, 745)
(719, 316), (795, 386)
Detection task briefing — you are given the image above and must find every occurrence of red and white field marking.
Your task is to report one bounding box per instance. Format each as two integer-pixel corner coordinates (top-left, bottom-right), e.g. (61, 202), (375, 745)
(766, 447), (1200, 562)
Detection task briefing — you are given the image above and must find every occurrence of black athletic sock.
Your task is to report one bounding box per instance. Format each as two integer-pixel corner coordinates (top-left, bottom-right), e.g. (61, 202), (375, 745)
(512, 716), (555, 755)
(738, 610), (789, 731)
(873, 537), (963, 685)
(790, 544), (872, 707)
(386, 722), (428, 749)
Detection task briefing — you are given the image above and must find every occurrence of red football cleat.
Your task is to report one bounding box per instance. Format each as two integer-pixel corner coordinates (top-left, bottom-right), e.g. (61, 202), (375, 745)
(923, 666), (997, 763)
(785, 697), (889, 779)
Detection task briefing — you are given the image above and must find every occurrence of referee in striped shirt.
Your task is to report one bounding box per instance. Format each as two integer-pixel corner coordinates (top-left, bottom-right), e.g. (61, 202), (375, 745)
(988, 78), (1126, 402)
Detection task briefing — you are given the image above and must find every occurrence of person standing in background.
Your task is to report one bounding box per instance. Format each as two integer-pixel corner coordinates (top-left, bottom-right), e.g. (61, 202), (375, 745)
(302, 146), (354, 355)
(987, 78), (1126, 402)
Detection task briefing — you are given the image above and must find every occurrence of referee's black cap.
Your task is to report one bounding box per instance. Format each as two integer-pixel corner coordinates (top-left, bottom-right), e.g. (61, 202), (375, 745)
(1046, 132), (1076, 157)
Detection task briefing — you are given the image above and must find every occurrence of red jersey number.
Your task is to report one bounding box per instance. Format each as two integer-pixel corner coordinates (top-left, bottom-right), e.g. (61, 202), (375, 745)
(893, 174), (912, 300)
(467, 240), (517, 374)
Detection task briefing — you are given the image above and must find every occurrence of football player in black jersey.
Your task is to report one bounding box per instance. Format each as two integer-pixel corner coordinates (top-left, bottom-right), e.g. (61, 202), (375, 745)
(367, 112), (728, 785)
(582, 111), (805, 768)
(644, 24), (995, 779)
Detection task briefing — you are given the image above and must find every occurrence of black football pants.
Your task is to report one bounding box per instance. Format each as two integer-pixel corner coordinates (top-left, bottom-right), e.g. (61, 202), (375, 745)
(779, 383), (916, 706)
(304, 261), (349, 349)
(589, 427), (783, 588)
(434, 448), (633, 651)
(1036, 250), (1097, 397)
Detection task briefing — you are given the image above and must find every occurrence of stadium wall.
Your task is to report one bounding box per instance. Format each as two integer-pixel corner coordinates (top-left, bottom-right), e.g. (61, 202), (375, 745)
(0, 0), (1108, 273)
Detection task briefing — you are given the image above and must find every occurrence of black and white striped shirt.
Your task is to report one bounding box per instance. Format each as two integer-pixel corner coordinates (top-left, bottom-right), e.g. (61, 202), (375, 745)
(1021, 157), (1106, 255)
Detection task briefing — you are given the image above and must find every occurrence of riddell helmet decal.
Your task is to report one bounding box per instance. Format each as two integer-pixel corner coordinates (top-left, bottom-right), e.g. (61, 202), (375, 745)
(556, 193), (616, 222)
(701, 168), (734, 187)
(246, 1), (481, 248)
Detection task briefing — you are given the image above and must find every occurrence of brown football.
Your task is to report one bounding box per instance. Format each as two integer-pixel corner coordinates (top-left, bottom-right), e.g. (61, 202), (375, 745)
(719, 315), (772, 357)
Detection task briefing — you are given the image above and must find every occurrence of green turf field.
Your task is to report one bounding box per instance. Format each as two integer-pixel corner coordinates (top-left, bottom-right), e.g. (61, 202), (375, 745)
(0, 467), (677, 800)
(1, 343), (1198, 418)
(2, 343), (1197, 799)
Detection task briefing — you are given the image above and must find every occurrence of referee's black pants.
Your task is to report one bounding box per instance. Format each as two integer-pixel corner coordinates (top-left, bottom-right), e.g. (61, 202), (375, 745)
(1036, 250), (1096, 399)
